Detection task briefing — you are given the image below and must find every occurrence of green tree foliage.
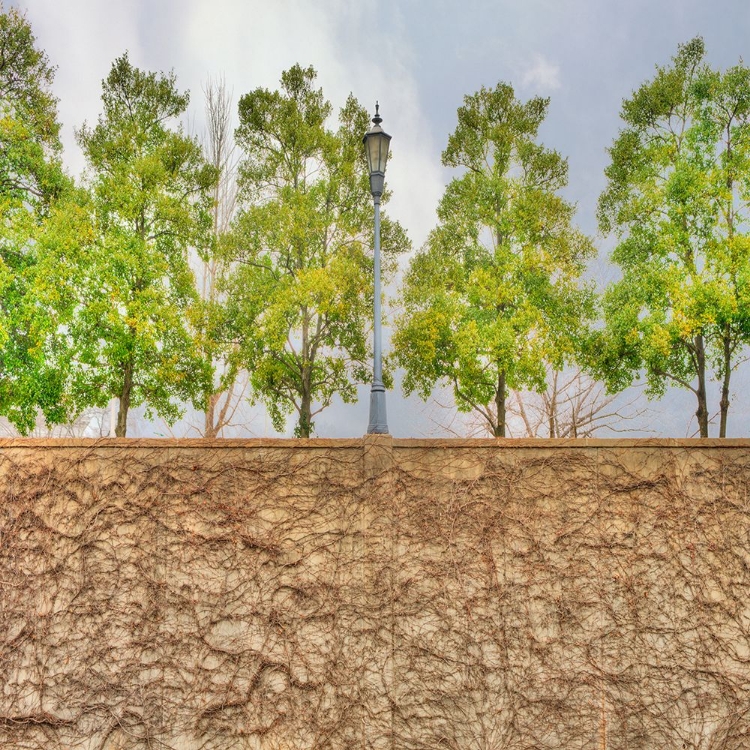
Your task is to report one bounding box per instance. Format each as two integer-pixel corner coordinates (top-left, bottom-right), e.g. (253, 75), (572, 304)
(39, 54), (217, 436)
(0, 6), (71, 432)
(223, 64), (409, 437)
(393, 83), (595, 437)
(0, 6), (63, 202)
(597, 38), (750, 437)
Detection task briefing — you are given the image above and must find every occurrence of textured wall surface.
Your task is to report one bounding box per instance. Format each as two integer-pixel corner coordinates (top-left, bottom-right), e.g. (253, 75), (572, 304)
(1, 437), (749, 749)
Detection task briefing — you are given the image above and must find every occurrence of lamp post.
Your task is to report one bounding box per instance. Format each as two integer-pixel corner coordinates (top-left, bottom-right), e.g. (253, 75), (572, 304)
(363, 103), (391, 434)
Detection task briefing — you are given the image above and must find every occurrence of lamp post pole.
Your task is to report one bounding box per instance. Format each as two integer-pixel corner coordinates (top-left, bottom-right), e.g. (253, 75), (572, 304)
(363, 103), (391, 434)
(369, 186), (387, 433)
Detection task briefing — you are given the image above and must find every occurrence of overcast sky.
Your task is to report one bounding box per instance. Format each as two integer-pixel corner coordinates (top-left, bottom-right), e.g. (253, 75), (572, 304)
(12, 0), (750, 438)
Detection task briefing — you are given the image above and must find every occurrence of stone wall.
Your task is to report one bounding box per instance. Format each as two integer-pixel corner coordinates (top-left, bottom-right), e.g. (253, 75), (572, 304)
(1, 437), (749, 749)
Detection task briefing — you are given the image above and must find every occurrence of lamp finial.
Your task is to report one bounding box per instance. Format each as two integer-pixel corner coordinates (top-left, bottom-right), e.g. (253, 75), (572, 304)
(373, 102), (382, 126)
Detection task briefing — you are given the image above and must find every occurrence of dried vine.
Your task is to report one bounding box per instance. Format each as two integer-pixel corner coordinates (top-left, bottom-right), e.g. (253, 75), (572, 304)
(1, 439), (748, 749)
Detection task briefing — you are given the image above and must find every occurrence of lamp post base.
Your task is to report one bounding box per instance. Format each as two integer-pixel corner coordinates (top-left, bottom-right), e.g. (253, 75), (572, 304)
(367, 383), (389, 434)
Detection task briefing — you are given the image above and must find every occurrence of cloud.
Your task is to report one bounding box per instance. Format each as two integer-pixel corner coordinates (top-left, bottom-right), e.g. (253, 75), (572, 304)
(521, 53), (561, 92)
(15, 0), (147, 177)
(179, 0), (443, 249)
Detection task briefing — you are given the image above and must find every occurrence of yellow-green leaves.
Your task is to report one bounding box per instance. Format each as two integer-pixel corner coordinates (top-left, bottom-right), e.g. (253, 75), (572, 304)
(53, 55), (217, 435)
(394, 81), (594, 437)
(0, 7), (72, 432)
(597, 38), (750, 436)
(224, 65), (409, 437)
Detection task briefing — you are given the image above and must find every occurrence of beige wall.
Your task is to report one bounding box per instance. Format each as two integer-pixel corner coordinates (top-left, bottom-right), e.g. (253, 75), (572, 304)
(1, 437), (749, 749)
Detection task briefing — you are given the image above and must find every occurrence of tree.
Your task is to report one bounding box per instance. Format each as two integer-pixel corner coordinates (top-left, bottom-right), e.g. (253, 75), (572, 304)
(192, 76), (245, 438)
(508, 368), (647, 438)
(45, 54), (217, 436)
(223, 64), (409, 437)
(0, 6), (70, 433)
(0, 6), (63, 205)
(417, 368), (647, 439)
(596, 38), (750, 438)
(393, 82), (595, 437)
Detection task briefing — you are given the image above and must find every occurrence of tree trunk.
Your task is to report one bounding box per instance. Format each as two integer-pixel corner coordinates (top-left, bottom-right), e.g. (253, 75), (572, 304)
(296, 306), (312, 438)
(298, 386), (312, 438)
(204, 391), (218, 439)
(548, 370), (558, 438)
(694, 334), (709, 438)
(719, 328), (731, 438)
(721, 125), (734, 439)
(494, 370), (506, 437)
(115, 361), (134, 437)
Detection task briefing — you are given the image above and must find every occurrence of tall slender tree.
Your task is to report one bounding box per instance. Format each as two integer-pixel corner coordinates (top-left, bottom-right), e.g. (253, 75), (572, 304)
(194, 76), (244, 438)
(597, 38), (750, 437)
(224, 64), (409, 437)
(393, 82), (594, 437)
(48, 54), (218, 436)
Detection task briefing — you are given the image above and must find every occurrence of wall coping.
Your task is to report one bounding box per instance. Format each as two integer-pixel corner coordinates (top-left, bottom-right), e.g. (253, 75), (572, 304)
(0, 436), (749, 449)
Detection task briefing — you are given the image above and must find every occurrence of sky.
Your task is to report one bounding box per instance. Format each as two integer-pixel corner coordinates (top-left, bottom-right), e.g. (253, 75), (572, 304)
(10, 0), (750, 438)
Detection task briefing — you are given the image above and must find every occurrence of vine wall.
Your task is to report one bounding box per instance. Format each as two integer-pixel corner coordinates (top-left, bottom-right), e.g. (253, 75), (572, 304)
(1, 437), (749, 749)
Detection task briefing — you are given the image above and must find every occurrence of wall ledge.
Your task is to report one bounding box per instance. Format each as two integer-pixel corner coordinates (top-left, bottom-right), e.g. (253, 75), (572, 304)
(0, 436), (749, 449)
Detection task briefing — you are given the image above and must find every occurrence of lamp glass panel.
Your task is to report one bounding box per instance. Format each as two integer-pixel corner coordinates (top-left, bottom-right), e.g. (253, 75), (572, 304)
(379, 134), (390, 172)
(366, 133), (380, 174)
(368, 132), (391, 173)
(365, 127), (392, 175)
